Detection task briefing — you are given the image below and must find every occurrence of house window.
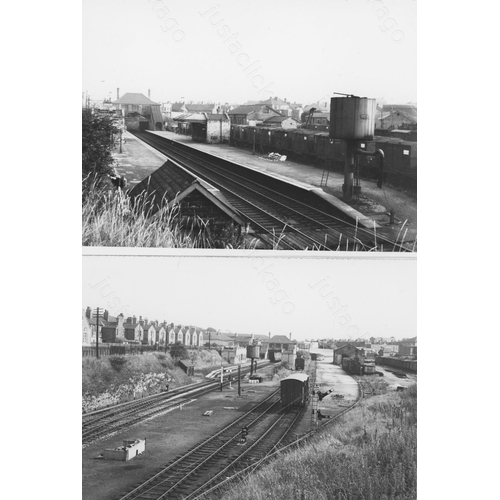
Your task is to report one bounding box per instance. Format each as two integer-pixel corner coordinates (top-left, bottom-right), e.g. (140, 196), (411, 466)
(403, 149), (410, 155)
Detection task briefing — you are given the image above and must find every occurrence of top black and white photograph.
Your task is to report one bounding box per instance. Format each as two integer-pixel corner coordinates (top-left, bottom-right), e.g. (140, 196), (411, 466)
(82, 0), (416, 251)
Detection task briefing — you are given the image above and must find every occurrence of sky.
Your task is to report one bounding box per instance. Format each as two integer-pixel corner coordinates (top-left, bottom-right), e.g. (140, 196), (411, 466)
(82, 0), (417, 106)
(82, 251), (416, 342)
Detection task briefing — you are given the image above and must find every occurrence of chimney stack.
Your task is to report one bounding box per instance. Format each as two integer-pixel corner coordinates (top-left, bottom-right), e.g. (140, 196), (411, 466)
(86, 307), (91, 319)
(117, 88), (120, 100)
(132, 315), (136, 325)
(148, 89), (151, 99)
(103, 310), (109, 321)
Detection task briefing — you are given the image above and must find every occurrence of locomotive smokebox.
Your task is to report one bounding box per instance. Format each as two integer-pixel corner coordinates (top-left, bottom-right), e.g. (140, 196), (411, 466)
(329, 97), (376, 140)
(246, 345), (261, 359)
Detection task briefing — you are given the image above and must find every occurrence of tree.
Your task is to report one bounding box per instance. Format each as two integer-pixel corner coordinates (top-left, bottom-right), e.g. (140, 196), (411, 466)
(169, 341), (188, 359)
(82, 109), (117, 181)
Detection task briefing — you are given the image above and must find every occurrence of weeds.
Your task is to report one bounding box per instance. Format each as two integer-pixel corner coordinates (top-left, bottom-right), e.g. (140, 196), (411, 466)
(208, 384), (417, 500)
(82, 176), (259, 248)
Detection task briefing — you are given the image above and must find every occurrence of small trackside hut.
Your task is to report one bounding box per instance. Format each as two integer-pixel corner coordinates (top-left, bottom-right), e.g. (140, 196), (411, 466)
(281, 373), (309, 409)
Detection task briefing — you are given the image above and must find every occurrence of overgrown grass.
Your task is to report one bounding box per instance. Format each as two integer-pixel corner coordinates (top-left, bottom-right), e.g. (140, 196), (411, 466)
(82, 176), (258, 248)
(208, 384), (417, 500)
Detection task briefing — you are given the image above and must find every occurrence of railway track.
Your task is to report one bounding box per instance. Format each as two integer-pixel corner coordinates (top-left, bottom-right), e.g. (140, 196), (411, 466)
(192, 378), (365, 500)
(131, 131), (407, 251)
(112, 371), (363, 500)
(114, 390), (304, 500)
(82, 381), (218, 448)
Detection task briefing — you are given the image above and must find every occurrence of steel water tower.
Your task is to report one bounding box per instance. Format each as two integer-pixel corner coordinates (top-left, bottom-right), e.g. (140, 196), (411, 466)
(330, 95), (376, 201)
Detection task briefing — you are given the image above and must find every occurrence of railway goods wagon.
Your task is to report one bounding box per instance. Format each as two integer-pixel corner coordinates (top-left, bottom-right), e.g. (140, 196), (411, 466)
(295, 357), (305, 370)
(375, 139), (417, 171)
(229, 125), (417, 191)
(375, 356), (417, 373)
(290, 129), (318, 157)
(272, 128), (294, 152)
(281, 373), (309, 408)
(342, 357), (362, 375)
(230, 125), (244, 144)
(257, 126), (275, 150)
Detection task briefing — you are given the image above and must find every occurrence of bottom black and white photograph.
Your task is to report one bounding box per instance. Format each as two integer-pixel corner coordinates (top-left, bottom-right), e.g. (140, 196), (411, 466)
(82, 252), (417, 500)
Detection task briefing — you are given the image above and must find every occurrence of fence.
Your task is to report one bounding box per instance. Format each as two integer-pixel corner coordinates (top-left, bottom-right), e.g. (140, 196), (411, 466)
(82, 344), (222, 358)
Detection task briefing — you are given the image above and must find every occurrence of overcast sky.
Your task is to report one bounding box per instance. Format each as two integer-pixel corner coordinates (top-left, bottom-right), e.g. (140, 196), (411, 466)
(82, 0), (416, 105)
(82, 252), (416, 342)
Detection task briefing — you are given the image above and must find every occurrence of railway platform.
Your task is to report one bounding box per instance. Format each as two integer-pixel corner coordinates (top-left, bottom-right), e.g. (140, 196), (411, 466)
(112, 131), (167, 189)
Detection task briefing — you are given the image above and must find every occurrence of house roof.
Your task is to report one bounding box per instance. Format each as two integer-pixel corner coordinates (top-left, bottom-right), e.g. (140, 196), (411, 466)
(123, 322), (140, 329)
(185, 103), (216, 112)
(312, 112), (330, 119)
(128, 160), (246, 225)
(174, 112), (207, 124)
(206, 113), (229, 121)
(260, 97), (289, 107)
(171, 102), (186, 112)
(112, 93), (160, 106)
(263, 116), (293, 124)
(228, 104), (278, 115)
(178, 359), (195, 368)
(269, 335), (293, 343)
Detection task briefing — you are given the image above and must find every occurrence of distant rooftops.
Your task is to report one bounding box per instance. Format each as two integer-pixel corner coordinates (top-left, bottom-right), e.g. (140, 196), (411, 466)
(112, 93), (160, 106)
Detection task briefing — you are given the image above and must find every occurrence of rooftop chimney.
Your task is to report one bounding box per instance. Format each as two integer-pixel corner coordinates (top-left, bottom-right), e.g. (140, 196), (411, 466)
(148, 89), (151, 99)
(86, 307), (91, 319)
(117, 88), (120, 100)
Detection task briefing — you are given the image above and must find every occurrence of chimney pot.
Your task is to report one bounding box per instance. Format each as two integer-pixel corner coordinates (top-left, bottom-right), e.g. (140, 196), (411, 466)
(117, 88), (120, 100)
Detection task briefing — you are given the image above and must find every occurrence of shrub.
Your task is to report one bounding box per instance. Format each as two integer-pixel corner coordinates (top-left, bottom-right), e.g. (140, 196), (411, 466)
(169, 342), (189, 360)
(109, 355), (128, 372)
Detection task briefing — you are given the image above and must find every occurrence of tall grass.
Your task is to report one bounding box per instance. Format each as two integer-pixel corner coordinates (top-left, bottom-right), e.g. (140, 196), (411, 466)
(208, 384), (417, 500)
(83, 177), (197, 247)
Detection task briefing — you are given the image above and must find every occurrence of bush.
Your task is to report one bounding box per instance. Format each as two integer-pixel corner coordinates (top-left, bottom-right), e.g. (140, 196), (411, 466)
(109, 355), (128, 372)
(169, 341), (189, 360)
(82, 109), (117, 182)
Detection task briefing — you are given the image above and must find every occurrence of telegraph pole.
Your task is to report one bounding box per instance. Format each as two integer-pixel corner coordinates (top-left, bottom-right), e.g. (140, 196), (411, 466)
(93, 307), (101, 359)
